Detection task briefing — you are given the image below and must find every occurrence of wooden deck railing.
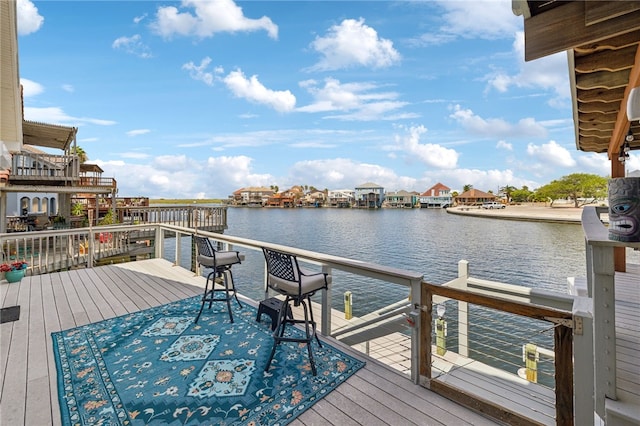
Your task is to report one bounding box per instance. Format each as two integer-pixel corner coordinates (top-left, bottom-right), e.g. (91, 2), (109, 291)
(10, 152), (79, 181)
(116, 206), (227, 230)
(420, 261), (577, 426)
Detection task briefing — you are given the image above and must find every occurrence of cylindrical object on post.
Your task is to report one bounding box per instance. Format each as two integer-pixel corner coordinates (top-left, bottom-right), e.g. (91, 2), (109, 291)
(608, 177), (640, 242)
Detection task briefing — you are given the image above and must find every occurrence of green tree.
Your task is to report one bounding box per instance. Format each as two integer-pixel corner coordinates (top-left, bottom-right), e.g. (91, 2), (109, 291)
(510, 187), (533, 203)
(535, 173), (607, 207)
(462, 184), (473, 193)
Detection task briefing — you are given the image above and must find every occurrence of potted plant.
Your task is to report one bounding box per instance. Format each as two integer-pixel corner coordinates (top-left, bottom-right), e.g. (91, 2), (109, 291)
(1, 260), (28, 283)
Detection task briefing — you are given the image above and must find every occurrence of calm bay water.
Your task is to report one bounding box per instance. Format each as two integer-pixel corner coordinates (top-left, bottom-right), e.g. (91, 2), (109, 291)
(214, 207), (588, 316)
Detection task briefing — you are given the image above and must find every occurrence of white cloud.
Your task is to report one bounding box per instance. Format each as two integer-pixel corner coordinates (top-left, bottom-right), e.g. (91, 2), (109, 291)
(449, 104), (547, 138)
(496, 140), (512, 150)
(576, 152), (610, 176)
(112, 34), (152, 58)
(206, 155), (274, 189)
(298, 78), (413, 121)
(19, 78), (44, 97)
(182, 57), (219, 86)
(309, 18), (400, 71)
(151, 0), (278, 40)
(133, 14), (147, 24)
(486, 31), (569, 106)
(126, 129), (151, 137)
(395, 125), (459, 169)
(527, 140), (576, 168)
(411, 0), (519, 46)
(98, 159), (204, 198)
(223, 70), (296, 112)
(16, 0), (43, 35)
(61, 84), (74, 93)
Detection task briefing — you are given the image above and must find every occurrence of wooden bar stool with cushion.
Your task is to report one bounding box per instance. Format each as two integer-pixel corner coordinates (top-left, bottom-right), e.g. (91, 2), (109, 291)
(261, 247), (331, 376)
(194, 235), (243, 323)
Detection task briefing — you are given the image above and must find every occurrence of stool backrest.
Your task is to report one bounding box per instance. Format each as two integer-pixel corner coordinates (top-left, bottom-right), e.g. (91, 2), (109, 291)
(194, 235), (215, 257)
(262, 247), (300, 284)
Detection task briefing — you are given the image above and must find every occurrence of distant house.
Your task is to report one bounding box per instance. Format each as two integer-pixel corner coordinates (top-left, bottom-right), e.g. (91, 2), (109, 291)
(355, 182), (384, 209)
(385, 190), (419, 208)
(327, 189), (355, 208)
(299, 190), (326, 207)
(232, 187), (274, 206)
(420, 183), (452, 208)
(455, 189), (497, 206)
(266, 186), (302, 208)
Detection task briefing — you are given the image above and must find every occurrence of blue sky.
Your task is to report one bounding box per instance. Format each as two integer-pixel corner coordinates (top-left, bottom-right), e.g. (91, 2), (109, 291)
(16, 0), (639, 199)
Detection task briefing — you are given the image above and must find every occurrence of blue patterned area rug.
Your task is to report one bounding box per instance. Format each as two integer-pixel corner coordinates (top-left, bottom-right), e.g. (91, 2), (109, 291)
(52, 296), (365, 425)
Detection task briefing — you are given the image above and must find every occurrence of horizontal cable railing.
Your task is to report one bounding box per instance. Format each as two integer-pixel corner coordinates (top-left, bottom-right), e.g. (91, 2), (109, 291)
(422, 260), (576, 426)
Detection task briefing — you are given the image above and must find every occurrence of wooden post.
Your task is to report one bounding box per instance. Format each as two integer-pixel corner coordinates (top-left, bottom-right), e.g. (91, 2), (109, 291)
(554, 324), (574, 426)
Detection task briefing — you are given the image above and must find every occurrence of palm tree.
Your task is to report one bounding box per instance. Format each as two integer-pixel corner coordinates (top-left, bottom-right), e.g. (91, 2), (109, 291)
(500, 185), (517, 204)
(462, 184), (473, 193)
(71, 146), (88, 163)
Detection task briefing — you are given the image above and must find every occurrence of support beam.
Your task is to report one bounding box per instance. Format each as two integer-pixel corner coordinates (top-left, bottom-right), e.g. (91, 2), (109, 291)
(610, 158), (627, 272)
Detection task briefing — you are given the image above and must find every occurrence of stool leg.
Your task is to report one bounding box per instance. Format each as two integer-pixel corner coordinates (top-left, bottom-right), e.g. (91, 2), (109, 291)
(301, 300), (317, 376)
(227, 269), (243, 308)
(222, 269), (234, 323)
(307, 295), (322, 348)
(194, 272), (213, 323)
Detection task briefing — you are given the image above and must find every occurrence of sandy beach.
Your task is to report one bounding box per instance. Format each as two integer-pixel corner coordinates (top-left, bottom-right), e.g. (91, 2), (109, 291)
(445, 203), (605, 224)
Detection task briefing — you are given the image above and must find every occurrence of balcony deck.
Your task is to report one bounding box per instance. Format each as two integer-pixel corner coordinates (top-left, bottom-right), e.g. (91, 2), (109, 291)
(0, 258), (499, 426)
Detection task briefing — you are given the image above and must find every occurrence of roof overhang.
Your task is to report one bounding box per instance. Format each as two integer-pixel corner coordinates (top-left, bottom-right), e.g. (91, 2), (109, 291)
(515, 1), (640, 158)
(22, 120), (77, 151)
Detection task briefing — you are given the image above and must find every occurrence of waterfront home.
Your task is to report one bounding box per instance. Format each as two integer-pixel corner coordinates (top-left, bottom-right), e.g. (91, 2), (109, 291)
(384, 189), (419, 208)
(419, 182), (453, 208)
(327, 188), (355, 207)
(299, 190), (327, 207)
(231, 186), (274, 206)
(455, 188), (497, 206)
(355, 182), (385, 208)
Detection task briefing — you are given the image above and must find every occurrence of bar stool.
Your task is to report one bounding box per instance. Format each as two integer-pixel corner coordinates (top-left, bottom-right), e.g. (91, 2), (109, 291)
(261, 247), (331, 375)
(194, 235), (242, 323)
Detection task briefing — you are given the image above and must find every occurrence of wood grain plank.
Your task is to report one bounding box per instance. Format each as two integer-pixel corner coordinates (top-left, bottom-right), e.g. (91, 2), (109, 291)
(25, 275), (53, 426)
(0, 275), (31, 425)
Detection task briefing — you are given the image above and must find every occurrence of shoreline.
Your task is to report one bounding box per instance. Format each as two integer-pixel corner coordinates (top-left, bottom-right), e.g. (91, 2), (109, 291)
(445, 204), (603, 225)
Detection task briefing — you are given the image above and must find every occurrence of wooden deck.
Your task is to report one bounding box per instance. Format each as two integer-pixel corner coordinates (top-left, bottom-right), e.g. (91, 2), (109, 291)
(0, 258), (500, 426)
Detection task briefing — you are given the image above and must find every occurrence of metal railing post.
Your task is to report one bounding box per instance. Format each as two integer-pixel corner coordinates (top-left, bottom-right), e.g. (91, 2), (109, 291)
(321, 265), (332, 336)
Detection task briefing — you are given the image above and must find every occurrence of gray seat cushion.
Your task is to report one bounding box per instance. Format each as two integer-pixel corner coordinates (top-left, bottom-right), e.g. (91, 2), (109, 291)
(197, 251), (240, 268)
(268, 269), (331, 296)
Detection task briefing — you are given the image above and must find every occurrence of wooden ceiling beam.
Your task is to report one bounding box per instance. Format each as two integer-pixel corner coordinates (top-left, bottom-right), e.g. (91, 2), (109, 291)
(607, 44), (640, 159)
(575, 69), (630, 90)
(579, 111), (618, 123)
(574, 29), (640, 53)
(576, 87), (625, 103)
(524, 1), (640, 61)
(574, 45), (637, 73)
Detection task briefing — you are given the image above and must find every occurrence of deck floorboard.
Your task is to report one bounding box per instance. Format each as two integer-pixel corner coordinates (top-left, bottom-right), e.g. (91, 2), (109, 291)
(0, 259), (504, 425)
